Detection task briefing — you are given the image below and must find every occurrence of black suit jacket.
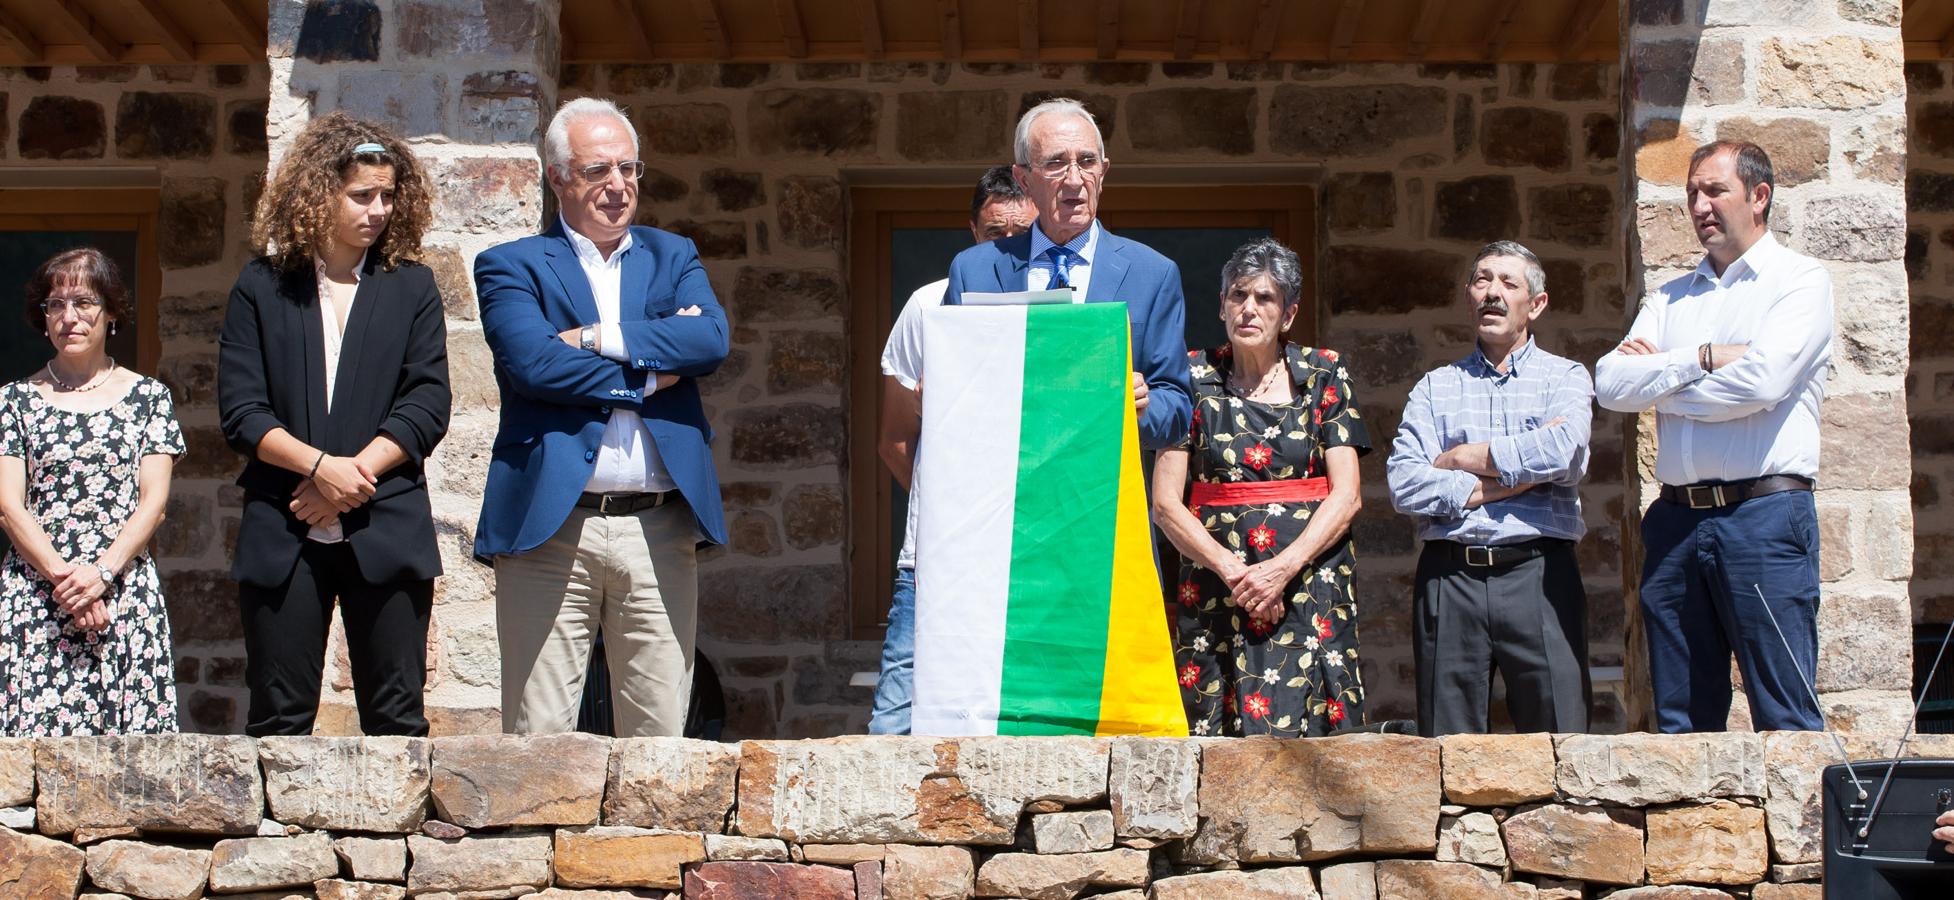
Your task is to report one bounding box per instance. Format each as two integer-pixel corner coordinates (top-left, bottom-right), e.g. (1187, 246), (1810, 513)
(217, 255), (452, 588)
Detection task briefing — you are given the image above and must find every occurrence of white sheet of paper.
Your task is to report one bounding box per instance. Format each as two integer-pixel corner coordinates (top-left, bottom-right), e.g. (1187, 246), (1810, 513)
(960, 289), (1075, 307)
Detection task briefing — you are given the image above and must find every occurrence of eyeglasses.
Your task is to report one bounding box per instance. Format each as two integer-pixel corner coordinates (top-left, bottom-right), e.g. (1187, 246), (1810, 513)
(574, 160), (646, 184)
(41, 296), (104, 319)
(1023, 153), (1107, 180)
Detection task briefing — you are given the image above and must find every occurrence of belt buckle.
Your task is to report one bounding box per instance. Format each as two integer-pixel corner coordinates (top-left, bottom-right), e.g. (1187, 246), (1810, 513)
(598, 493), (626, 515)
(1685, 484), (1725, 509)
(1465, 545), (1495, 568)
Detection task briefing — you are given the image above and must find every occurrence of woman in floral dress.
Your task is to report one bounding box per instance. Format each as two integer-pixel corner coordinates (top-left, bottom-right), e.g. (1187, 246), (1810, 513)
(1152, 238), (1369, 737)
(0, 248), (183, 735)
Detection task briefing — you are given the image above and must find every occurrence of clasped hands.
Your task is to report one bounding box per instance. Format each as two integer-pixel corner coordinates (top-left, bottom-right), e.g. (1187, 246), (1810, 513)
(1215, 554), (1297, 629)
(290, 454), (378, 529)
(46, 559), (112, 630)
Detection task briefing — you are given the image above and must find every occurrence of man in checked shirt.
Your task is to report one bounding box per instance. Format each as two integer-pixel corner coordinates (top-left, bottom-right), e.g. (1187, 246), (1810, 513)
(1387, 240), (1594, 737)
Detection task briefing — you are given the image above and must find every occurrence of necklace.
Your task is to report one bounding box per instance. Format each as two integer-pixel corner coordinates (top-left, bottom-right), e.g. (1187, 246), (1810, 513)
(1227, 357), (1286, 399)
(47, 357), (116, 393)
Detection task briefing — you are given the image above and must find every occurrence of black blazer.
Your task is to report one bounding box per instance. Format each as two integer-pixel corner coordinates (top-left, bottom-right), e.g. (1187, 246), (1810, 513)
(217, 255), (451, 588)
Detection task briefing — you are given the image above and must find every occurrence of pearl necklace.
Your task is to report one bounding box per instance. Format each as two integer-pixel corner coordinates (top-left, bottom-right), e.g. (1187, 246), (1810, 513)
(47, 357), (116, 393)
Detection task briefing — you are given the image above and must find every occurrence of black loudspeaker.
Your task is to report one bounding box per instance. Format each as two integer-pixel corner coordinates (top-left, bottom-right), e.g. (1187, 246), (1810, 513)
(1823, 759), (1954, 898)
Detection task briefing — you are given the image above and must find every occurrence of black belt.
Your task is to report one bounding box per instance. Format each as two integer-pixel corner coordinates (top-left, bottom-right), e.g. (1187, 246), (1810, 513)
(1658, 474), (1813, 510)
(576, 491), (673, 515)
(1440, 537), (1567, 569)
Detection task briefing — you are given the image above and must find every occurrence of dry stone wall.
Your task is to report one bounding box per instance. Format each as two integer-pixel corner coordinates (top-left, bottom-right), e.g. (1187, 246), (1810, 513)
(0, 730), (1917, 898)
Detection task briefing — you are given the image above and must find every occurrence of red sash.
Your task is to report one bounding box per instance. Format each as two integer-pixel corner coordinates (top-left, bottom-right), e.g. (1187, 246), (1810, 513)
(1188, 477), (1332, 516)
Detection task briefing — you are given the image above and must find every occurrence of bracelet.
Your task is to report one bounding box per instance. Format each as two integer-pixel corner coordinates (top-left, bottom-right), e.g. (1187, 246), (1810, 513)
(1699, 342), (1713, 373)
(307, 450), (326, 478)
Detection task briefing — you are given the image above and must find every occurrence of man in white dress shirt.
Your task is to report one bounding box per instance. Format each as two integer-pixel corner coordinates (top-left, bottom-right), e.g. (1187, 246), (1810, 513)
(1596, 141), (1831, 732)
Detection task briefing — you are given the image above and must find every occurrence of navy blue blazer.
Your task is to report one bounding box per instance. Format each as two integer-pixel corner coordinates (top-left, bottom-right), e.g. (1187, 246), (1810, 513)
(472, 223), (729, 562)
(943, 225), (1192, 450)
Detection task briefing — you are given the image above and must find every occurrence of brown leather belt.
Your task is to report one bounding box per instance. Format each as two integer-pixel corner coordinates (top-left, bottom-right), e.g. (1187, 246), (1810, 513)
(576, 491), (673, 515)
(1658, 474), (1813, 510)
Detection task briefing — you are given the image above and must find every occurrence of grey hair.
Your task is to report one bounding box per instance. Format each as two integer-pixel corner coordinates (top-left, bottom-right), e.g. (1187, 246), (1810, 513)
(1467, 240), (1547, 297)
(544, 97), (639, 181)
(1220, 237), (1305, 308)
(1013, 98), (1106, 165)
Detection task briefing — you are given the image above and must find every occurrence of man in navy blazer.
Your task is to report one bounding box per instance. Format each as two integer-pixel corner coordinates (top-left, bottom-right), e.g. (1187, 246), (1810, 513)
(943, 99), (1191, 450)
(475, 97), (729, 738)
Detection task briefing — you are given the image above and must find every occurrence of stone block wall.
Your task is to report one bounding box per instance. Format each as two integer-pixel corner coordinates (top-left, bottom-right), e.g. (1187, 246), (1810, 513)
(561, 59), (1630, 737)
(0, 63), (271, 733)
(1906, 61), (1954, 633)
(0, 730), (1919, 897)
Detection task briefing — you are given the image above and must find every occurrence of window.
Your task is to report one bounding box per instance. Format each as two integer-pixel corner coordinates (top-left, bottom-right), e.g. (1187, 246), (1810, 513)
(845, 181), (1316, 639)
(0, 186), (162, 384)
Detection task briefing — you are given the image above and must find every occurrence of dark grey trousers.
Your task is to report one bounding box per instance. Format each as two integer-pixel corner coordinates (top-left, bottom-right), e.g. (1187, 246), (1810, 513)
(1414, 539), (1590, 737)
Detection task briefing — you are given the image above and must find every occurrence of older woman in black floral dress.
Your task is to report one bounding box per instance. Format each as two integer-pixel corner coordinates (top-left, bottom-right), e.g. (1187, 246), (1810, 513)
(1152, 238), (1369, 737)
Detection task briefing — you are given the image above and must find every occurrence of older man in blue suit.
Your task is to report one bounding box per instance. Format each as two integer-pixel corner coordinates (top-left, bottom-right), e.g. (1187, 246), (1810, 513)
(474, 97), (729, 737)
(944, 99), (1191, 449)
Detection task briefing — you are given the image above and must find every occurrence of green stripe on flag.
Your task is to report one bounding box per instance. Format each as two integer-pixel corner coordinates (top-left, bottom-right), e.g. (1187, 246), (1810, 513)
(997, 303), (1128, 735)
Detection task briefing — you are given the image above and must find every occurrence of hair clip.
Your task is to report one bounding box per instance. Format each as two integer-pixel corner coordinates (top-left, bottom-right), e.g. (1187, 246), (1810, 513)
(352, 142), (386, 154)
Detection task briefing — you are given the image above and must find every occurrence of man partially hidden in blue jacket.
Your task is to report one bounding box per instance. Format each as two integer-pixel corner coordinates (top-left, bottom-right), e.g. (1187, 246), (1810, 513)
(943, 99), (1192, 450)
(473, 97), (729, 738)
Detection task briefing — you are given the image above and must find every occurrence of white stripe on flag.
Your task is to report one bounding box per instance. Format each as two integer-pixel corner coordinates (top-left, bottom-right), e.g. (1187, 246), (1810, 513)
(911, 305), (1026, 737)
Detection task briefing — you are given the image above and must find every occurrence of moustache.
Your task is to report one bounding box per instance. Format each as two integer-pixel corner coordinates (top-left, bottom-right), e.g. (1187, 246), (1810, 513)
(1476, 301), (1509, 316)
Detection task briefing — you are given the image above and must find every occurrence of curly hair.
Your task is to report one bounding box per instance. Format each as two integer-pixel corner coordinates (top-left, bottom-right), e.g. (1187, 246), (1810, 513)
(251, 111), (433, 272)
(23, 247), (129, 333)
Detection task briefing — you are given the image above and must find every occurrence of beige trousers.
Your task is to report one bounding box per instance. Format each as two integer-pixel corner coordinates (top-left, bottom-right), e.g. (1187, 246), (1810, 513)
(494, 502), (698, 737)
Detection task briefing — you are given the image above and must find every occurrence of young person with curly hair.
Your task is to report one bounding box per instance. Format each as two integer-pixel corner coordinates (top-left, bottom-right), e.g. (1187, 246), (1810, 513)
(218, 112), (451, 736)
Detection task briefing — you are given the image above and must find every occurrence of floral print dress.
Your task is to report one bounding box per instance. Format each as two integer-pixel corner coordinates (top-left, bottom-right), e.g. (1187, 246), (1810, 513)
(1173, 343), (1370, 737)
(0, 377), (183, 735)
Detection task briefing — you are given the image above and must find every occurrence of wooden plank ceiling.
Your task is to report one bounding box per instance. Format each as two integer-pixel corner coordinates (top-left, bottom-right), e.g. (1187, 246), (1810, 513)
(0, 0), (264, 65)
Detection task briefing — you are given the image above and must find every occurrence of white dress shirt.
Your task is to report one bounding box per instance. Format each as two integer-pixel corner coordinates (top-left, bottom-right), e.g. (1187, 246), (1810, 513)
(1027, 220), (1100, 301)
(1594, 232), (1833, 485)
(307, 252), (364, 544)
(562, 217), (676, 494)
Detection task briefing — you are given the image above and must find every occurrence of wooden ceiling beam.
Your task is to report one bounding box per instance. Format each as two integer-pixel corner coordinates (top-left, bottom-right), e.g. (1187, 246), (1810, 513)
(1558, 0), (1606, 61)
(1018, 0), (1038, 61)
(691, 0), (730, 59)
(610, 0), (653, 59)
(1172, 0), (1202, 60)
(775, 0), (807, 58)
(1097, 0), (1119, 60)
(210, 0), (265, 51)
(1941, 20), (1954, 59)
(1407, 0), (1445, 59)
(938, 0), (962, 59)
(857, 0), (884, 58)
(43, 1), (123, 62)
(1484, 0), (1526, 61)
(0, 5), (42, 61)
(1249, 0), (1282, 58)
(1327, 0), (1364, 62)
(124, 0), (197, 61)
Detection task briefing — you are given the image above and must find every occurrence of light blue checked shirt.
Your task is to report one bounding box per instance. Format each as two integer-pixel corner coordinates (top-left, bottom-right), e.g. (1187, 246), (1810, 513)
(1027, 220), (1099, 296)
(1387, 337), (1593, 545)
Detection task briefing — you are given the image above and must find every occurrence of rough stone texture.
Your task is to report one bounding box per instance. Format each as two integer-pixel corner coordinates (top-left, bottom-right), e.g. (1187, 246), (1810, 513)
(18, 96), (106, 159)
(1502, 803), (1645, 886)
(1189, 735), (1439, 863)
(1757, 36), (1905, 110)
(1433, 176), (1522, 243)
(260, 737), (430, 832)
(1762, 731), (1846, 865)
(1754, 884), (1825, 900)
(1436, 811), (1506, 867)
(207, 834), (337, 893)
(1645, 800), (1768, 885)
(83, 841), (210, 900)
(0, 740), (31, 808)
(639, 103), (736, 156)
(1482, 108), (1569, 171)
(896, 91), (1008, 162)
(1317, 861), (1377, 900)
(1441, 733), (1556, 806)
(405, 834), (553, 896)
(0, 827), (83, 898)
(1107, 737), (1197, 839)
(682, 861), (855, 900)
(315, 881), (407, 900)
(705, 834), (790, 861)
(115, 92), (216, 158)
(1554, 733), (1765, 805)
(36, 735), (264, 835)
(552, 826), (704, 889)
(1150, 866), (1319, 899)
(749, 90), (881, 156)
(1126, 88), (1257, 155)
(1030, 810), (1114, 854)
(776, 177), (843, 250)
(1269, 85), (1448, 156)
(881, 844), (975, 900)
(1372, 860), (1516, 900)
(604, 738), (739, 832)
(431, 733), (609, 827)
(333, 836), (408, 883)
(799, 843), (886, 865)
(973, 849), (1148, 900)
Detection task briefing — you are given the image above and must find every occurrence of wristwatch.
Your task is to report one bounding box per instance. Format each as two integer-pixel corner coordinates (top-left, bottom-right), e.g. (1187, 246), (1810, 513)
(96, 563), (117, 587)
(579, 325), (597, 352)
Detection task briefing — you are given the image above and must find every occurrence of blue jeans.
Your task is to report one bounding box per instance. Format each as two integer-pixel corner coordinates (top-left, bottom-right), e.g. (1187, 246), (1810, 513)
(1639, 488), (1825, 733)
(868, 568), (916, 735)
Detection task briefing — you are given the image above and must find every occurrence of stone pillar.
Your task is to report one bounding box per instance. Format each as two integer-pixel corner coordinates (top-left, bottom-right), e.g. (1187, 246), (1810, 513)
(265, 0), (560, 734)
(1620, 0), (1913, 735)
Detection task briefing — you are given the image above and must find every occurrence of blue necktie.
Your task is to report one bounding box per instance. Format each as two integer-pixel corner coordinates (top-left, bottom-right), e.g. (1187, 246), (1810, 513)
(1043, 246), (1077, 290)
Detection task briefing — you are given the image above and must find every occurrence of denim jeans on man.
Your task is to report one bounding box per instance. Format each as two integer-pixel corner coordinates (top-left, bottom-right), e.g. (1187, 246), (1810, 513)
(868, 568), (916, 734)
